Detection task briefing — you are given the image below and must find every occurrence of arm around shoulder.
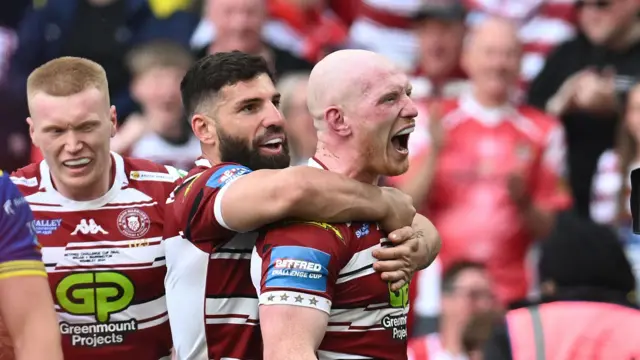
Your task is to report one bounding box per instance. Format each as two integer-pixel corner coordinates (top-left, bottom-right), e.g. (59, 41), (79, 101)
(217, 166), (396, 232)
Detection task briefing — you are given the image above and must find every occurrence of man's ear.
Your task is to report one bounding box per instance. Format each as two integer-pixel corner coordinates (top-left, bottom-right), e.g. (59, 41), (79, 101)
(324, 106), (351, 137)
(191, 114), (217, 146)
(109, 106), (118, 137)
(26, 117), (38, 148)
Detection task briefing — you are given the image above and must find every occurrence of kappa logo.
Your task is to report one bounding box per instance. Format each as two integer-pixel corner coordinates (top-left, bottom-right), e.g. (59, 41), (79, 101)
(116, 208), (151, 238)
(72, 219), (108, 235)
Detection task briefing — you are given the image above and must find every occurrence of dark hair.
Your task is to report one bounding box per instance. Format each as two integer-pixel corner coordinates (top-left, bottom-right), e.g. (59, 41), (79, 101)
(441, 261), (486, 293)
(180, 50), (275, 118)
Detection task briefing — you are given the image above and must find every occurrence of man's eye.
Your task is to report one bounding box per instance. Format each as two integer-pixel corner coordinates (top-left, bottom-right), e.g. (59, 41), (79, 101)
(384, 94), (398, 103)
(242, 104), (257, 113)
(273, 99), (281, 108)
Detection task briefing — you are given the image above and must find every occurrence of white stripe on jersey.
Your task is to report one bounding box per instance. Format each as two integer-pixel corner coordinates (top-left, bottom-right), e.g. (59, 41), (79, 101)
(26, 188), (157, 212)
(164, 234), (210, 360)
(337, 244), (378, 284)
(259, 290), (332, 314)
(42, 237), (165, 272)
(317, 350), (373, 359)
(204, 297), (259, 325)
(326, 306), (409, 332)
(55, 296), (169, 329)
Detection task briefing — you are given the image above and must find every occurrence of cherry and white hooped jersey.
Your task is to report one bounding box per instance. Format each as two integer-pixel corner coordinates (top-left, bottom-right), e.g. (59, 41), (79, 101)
(163, 158), (261, 360)
(11, 152), (182, 360)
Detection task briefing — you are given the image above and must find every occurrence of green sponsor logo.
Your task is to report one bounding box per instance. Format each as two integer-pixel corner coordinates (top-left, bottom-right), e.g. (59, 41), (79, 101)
(56, 272), (135, 322)
(389, 283), (409, 308)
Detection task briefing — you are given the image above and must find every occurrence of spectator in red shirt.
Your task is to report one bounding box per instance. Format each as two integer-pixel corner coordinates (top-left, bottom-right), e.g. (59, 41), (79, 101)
(391, 17), (571, 309)
(410, 1), (468, 100)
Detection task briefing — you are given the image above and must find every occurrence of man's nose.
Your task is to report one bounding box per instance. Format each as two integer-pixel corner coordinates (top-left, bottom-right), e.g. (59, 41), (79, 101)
(64, 132), (83, 153)
(262, 102), (286, 128)
(402, 98), (419, 119)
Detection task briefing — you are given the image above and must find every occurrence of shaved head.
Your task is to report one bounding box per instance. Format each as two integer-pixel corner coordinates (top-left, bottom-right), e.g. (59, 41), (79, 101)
(307, 49), (417, 182)
(462, 16), (521, 103)
(465, 17), (520, 53)
(307, 50), (399, 124)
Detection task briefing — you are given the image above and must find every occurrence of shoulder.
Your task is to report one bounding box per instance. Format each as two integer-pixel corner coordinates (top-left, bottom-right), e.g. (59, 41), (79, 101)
(200, 162), (253, 190)
(125, 156), (186, 184)
(267, 221), (348, 242)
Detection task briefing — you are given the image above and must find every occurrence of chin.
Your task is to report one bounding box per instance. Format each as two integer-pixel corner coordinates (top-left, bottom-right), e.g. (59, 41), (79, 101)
(381, 161), (409, 178)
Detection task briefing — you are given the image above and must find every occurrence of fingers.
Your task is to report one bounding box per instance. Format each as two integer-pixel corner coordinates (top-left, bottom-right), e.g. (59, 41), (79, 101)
(373, 244), (412, 261)
(389, 279), (408, 292)
(380, 268), (409, 285)
(373, 259), (405, 273)
(387, 226), (414, 244)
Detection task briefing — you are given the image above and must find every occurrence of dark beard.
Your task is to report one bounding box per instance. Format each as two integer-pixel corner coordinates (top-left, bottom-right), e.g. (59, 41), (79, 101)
(218, 127), (291, 170)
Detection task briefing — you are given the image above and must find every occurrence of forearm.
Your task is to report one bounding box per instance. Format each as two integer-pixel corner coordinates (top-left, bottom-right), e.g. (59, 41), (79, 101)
(0, 277), (62, 360)
(520, 204), (555, 239)
(13, 316), (62, 360)
(412, 214), (440, 270)
(285, 167), (390, 223)
(397, 154), (439, 208)
(264, 345), (318, 360)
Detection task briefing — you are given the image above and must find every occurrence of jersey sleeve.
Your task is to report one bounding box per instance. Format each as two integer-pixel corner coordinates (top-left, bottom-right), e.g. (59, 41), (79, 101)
(208, 164), (252, 231)
(254, 222), (348, 315)
(0, 172), (45, 280)
(173, 163), (252, 251)
(531, 125), (572, 211)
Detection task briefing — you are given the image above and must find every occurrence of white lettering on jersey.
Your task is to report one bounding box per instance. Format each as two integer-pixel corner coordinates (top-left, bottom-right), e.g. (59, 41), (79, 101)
(71, 219), (109, 235)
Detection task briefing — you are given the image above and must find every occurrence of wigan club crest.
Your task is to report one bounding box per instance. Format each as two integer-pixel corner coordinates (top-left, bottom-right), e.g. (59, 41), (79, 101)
(117, 208), (151, 238)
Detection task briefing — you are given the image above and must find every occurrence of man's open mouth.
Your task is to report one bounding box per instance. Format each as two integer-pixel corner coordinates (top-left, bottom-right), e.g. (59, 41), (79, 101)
(391, 127), (414, 154)
(259, 137), (284, 152)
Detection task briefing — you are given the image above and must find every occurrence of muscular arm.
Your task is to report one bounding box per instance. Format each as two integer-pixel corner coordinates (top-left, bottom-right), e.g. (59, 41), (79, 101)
(0, 275), (62, 360)
(260, 305), (328, 360)
(219, 166), (398, 232)
(413, 214), (440, 270)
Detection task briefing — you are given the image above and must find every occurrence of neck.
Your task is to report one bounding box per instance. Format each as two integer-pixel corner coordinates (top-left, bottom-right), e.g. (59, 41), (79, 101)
(439, 319), (465, 356)
(201, 146), (222, 167)
(472, 86), (508, 108)
(314, 141), (379, 185)
(609, 22), (640, 51)
(54, 158), (113, 201)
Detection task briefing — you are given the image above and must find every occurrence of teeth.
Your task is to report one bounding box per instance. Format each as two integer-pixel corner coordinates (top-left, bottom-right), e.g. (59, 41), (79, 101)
(64, 158), (90, 166)
(264, 138), (283, 145)
(394, 127), (415, 137)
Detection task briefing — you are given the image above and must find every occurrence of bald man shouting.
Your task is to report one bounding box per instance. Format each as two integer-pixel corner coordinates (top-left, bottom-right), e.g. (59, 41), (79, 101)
(251, 50), (432, 360)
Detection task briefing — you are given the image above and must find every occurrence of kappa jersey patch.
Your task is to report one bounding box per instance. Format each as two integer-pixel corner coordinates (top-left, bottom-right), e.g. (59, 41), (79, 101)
(205, 165), (252, 189)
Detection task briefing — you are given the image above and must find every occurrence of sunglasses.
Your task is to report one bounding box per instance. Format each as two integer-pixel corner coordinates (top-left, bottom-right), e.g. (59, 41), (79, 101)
(575, 0), (613, 9)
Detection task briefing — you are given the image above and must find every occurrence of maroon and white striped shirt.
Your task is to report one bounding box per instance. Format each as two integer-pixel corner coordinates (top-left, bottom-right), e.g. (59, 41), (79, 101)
(11, 153), (180, 360)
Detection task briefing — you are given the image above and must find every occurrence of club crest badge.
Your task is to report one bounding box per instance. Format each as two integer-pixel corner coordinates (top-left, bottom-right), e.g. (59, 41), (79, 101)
(117, 208), (151, 238)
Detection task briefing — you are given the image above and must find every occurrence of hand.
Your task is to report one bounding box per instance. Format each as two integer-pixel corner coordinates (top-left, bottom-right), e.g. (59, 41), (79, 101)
(546, 69), (587, 116)
(573, 68), (617, 114)
(379, 187), (416, 233)
(372, 226), (419, 291)
(507, 173), (531, 210)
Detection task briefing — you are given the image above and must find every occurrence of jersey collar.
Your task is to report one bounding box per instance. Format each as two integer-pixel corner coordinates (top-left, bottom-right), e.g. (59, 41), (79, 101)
(459, 89), (515, 127)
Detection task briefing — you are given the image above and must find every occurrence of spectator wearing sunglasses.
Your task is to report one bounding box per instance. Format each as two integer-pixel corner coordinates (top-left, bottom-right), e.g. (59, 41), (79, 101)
(527, 0), (640, 220)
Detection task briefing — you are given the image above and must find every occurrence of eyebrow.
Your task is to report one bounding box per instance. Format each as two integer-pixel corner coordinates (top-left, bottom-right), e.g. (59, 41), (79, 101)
(41, 120), (101, 132)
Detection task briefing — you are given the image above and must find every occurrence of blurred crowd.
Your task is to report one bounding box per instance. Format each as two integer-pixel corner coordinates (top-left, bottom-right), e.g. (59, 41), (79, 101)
(2, 0), (640, 358)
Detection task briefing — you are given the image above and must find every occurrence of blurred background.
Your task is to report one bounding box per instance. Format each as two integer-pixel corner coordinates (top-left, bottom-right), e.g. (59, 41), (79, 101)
(3, 0), (640, 358)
